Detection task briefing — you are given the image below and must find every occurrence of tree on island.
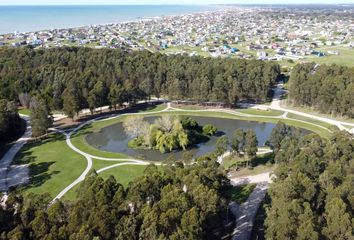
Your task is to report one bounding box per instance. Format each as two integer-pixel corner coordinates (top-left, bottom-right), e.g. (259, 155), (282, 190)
(123, 116), (217, 154)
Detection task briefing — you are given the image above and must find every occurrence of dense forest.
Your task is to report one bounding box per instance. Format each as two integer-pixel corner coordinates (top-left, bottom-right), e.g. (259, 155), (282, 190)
(0, 161), (234, 240)
(288, 63), (354, 118)
(0, 47), (280, 117)
(265, 129), (354, 239)
(0, 99), (24, 149)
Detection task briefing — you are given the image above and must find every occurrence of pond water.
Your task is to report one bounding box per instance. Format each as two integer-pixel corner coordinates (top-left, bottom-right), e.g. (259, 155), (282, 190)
(86, 116), (280, 161)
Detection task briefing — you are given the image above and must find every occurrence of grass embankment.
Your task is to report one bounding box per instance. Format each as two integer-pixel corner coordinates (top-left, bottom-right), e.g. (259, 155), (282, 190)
(13, 133), (86, 198)
(236, 109), (283, 116)
(287, 113), (332, 129)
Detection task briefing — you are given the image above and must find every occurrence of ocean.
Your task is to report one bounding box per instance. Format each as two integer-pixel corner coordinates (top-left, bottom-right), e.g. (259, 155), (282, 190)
(0, 5), (216, 34)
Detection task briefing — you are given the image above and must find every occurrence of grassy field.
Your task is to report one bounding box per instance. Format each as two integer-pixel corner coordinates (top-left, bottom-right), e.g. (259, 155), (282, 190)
(13, 133), (87, 198)
(91, 159), (129, 171)
(307, 46), (354, 67)
(236, 109), (283, 116)
(97, 164), (148, 186)
(287, 113), (332, 128)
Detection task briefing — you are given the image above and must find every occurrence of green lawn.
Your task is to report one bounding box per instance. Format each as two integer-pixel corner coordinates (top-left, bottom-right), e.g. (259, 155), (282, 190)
(13, 133), (87, 199)
(307, 46), (354, 67)
(97, 164), (148, 186)
(236, 109), (284, 116)
(287, 113), (332, 129)
(91, 158), (128, 171)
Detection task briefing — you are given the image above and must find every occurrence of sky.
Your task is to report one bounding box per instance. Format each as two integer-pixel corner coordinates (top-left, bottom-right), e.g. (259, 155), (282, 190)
(0, 0), (353, 5)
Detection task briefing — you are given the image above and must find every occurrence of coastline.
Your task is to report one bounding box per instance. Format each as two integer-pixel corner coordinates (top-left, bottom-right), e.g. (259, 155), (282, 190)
(0, 5), (221, 35)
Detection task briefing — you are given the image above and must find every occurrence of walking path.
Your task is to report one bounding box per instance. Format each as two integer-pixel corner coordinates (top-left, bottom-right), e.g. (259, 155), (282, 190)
(0, 116), (31, 192)
(230, 182), (270, 240)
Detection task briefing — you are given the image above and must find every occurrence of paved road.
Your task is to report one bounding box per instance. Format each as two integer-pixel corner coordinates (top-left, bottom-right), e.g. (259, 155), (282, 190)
(0, 116), (31, 192)
(231, 182), (270, 240)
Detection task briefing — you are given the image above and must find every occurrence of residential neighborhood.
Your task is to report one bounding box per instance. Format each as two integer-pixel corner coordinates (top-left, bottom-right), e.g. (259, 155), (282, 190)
(1, 6), (354, 67)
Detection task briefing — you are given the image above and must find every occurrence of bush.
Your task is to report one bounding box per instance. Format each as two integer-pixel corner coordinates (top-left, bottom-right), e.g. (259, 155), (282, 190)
(202, 124), (217, 136)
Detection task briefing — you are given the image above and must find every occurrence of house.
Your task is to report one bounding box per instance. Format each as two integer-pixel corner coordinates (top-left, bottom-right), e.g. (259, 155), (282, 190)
(230, 48), (239, 53)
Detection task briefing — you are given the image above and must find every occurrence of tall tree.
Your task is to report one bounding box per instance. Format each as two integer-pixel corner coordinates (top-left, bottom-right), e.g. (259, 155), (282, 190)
(30, 97), (52, 137)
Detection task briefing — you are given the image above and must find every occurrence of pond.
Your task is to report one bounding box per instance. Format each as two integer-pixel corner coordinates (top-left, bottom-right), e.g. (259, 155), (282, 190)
(86, 116), (280, 161)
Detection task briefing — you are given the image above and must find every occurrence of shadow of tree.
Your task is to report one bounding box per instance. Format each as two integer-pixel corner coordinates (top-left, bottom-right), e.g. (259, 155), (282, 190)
(28, 161), (58, 188)
(251, 152), (274, 167)
(11, 133), (63, 190)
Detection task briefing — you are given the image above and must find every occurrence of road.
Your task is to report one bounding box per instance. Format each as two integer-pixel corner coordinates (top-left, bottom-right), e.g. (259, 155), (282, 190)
(0, 116), (31, 192)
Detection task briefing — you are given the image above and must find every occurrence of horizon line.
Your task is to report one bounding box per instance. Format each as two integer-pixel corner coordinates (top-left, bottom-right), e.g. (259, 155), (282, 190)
(0, 3), (353, 6)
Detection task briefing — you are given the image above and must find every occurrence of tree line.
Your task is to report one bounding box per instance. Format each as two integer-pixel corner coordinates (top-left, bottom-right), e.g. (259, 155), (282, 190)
(0, 161), (235, 240)
(264, 127), (354, 239)
(0, 47), (280, 119)
(288, 63), (354, 118)
(0, 99), (24, 149)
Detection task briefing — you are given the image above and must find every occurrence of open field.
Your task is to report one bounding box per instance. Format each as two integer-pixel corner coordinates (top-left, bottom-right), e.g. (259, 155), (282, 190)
(13, 133), (86, 198)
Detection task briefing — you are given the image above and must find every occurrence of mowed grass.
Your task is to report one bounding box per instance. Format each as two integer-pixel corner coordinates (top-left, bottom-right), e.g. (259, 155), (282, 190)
(236, 108), (283, 116)
(287, 113), (332, 129)
(307, 46), (354, 67)
(91, 159), (129, 171)
(13, 133), (87, 199)
(97, 164), (148, 187)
